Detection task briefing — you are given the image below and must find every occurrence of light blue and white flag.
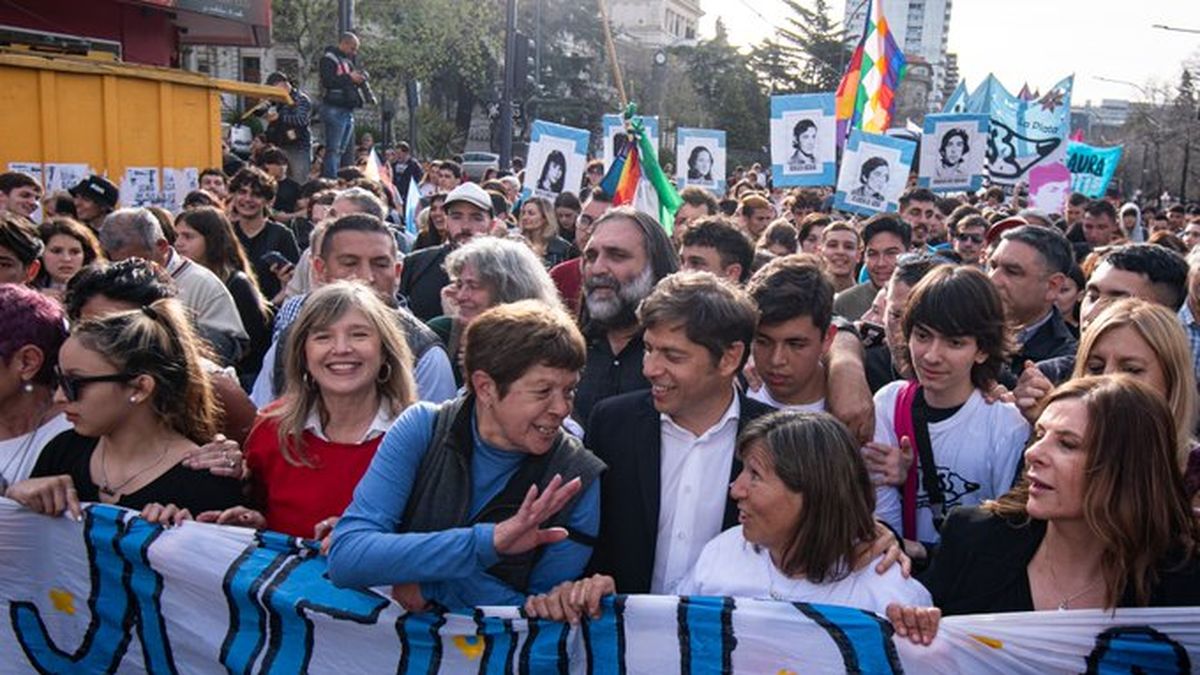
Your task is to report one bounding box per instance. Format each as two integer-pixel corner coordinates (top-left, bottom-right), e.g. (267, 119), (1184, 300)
(1066, 141), (1123, 198)
(942, 80), (968, 114)
(2, 502), (1199, 674)
(918, 113), (989, 193)
(967, 74), (1074, 186)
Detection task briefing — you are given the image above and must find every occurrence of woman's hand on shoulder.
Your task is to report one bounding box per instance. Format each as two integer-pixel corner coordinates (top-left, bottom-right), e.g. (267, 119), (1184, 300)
(868, 521), (912, 578)
(885, 602), (941, 645)
(182, 434), (247, 480)
(5, 475), (81, 520)
(524, 574), (616, 624)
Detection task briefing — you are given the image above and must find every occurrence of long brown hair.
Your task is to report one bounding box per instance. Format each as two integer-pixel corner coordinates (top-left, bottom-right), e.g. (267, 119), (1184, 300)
(268, 282), (417, 466)
(736, 411), (877, 583)
(987, 375), (1199, 607)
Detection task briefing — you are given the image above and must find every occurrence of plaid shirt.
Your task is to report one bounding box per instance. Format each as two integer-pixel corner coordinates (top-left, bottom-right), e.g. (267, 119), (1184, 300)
(1178, 303), (1200, 383)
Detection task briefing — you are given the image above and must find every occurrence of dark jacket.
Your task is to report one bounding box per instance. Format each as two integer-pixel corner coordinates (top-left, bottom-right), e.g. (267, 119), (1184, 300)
(265, 86), (312, 148)
(319, 46), (362, 109)
(920, 507), (1200, 616)
(583, 389), (775, 594)
(399, 243), (451, 321)
(1013, 306), (1077, 371)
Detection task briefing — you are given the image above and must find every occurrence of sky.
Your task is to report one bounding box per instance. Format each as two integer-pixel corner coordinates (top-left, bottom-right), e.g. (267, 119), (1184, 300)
(701, 0), (1200, 106)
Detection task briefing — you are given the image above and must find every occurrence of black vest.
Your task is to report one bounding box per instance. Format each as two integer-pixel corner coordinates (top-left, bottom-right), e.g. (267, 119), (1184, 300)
(400, 396), (606, 592)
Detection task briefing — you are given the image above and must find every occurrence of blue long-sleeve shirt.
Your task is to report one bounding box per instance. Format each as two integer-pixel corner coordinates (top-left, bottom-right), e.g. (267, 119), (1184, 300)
(326, 402), (600, 609)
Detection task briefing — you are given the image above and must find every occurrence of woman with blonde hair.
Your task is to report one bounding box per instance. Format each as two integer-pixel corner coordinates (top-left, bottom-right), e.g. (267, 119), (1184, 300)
(889, 375), (1200, 645)
(1072, 298), (1196, 469)
(517, 196), (573, 268)
(193, 281), (417, 539)
(6, 298), (243, 522)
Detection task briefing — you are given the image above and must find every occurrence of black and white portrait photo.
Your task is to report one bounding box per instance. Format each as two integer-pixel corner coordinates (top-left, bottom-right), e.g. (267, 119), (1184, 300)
(537, 150), (567, 195)
(686, 145), (714, 182)
(935, 127), (970, 181)
(787, 118), (819, 173)
(848, 156), (890, 208)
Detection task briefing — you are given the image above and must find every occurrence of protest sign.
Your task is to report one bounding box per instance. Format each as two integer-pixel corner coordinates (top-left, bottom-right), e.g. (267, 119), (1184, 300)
(1066, 141), (1123, 198)
(602, 114), (658, 170)
(835, 130), (915, 216)
(120, 167), (161, 208)
(770, 93), (838, 187)
(968, 75), (1074, 186)
(676, 128), (727, 195)
(521, 121), (589, 203)
(1, 502), (1196, 674)
(918, 114), (989, 193)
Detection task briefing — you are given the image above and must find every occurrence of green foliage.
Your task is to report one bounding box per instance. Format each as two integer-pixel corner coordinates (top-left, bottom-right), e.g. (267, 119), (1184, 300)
(270, 0), (338, 89)
(405, 105), (465, 158)
(684, 20), (769, 154)
(748, 0), (850, 94)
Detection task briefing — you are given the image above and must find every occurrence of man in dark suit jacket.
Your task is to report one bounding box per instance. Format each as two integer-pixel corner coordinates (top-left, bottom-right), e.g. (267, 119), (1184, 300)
(586, 389), (774, 593)
(399, 183), (493, 320)
(583, 271), (774, 594)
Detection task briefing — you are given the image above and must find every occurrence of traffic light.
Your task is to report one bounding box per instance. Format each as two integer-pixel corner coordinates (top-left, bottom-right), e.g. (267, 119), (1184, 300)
(513, 31), (537, 93)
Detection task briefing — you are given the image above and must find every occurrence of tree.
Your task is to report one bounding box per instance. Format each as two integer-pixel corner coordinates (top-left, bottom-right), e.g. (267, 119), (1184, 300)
(754, 0), (852, 94)
(271, 0), (338, 89)
(683, 20), (769, 156)
(515, 0), (614, 136)
(748, 40), (801, 94)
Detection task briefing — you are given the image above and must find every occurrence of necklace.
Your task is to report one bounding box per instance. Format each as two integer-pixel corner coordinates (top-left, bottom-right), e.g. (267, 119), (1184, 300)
(98, 441), (171, 498)
(1043, 544), (1104, 611)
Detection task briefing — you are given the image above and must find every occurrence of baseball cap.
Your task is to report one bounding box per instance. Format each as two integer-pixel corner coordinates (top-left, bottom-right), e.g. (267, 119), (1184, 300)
(443, 183), (494, 216)
(985, 216), (1028, 246)
(69, 176), (120, 210)
(265, 72), (290, 86)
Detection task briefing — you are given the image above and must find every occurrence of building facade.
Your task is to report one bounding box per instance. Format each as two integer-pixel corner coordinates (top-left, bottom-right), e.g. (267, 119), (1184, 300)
(609, 0), (703, 48)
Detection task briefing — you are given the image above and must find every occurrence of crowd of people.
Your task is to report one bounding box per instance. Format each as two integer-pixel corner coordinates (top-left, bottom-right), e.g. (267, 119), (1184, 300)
(1, 44), (1200, 647)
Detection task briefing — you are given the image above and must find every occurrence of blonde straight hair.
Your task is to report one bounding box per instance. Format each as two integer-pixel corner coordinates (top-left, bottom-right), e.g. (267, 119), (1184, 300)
(268, 281), (417, 466)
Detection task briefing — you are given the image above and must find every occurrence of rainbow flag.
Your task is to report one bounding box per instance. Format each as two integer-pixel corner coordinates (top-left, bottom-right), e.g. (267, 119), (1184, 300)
(599, 106), (681, 233)
(835, 0), (907, 143)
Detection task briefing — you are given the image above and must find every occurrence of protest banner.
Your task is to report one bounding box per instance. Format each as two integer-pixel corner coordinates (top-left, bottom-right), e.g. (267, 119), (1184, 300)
(770, 93), (838, 187)
(676, 127), (727, 195)
(834, 130), (915, 216)
(7, 502), (1192, 673)
(521, 120), (590, 203)
(602, 114), (658, 170)
(968, 75), (1074, 186)
(918, 113), (989, 193)
(1066, 141), (1123, 198)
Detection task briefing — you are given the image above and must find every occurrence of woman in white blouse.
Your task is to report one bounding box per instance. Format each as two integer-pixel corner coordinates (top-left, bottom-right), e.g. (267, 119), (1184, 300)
(526, 411), (929, 620)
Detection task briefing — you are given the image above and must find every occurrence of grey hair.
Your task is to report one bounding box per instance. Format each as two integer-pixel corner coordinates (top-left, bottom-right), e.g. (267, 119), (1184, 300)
(444, 237), (564, 310)
(335, 187), (386, 220)
(98, 208), (164, 255)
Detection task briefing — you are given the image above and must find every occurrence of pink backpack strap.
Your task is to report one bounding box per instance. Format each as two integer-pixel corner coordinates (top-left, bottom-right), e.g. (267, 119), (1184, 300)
(892, 380), (922, 540)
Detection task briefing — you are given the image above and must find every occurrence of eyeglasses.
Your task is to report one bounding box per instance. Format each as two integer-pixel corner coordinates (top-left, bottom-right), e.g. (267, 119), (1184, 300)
(956, 233), (985, 244)
(55, 366), (136, 402)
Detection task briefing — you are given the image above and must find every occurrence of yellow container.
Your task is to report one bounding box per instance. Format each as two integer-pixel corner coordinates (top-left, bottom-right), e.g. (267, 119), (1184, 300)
(0, 49), (288, 202)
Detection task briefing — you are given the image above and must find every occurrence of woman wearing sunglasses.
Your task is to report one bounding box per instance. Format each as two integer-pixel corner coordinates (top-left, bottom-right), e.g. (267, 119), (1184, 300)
(5, 298), (244, 522)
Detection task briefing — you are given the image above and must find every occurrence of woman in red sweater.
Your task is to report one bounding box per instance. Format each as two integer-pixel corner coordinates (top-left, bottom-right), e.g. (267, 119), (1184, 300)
(195, 281), (418, 538)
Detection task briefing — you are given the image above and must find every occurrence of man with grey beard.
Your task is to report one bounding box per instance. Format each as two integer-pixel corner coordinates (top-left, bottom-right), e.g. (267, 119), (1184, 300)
(572, 207), (680, 429)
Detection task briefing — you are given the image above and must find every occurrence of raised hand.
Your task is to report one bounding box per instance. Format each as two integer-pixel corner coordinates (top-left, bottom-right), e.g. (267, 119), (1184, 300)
(492, 474), (582, 556)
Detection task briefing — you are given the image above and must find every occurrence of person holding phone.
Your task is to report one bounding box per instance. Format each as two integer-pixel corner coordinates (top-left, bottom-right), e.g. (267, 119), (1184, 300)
(228, 167), (300, 303)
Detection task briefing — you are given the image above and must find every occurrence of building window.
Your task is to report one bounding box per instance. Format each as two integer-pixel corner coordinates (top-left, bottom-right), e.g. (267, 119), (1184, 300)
(242, 56), (261, 84)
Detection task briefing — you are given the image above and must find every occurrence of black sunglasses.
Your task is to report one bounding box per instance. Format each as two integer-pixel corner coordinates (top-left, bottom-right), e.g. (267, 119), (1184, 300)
(55, 366), (136, 402)
(956, 232), (984, 244)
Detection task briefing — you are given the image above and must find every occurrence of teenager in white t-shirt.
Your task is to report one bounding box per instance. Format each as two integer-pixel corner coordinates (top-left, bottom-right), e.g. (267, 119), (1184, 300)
(869, 265), (1029, 563)
(745, 256), (900, 524)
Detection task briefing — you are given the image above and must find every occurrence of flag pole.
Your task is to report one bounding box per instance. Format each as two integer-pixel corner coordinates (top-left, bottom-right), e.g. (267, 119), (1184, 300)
(597, 0), (629, 110)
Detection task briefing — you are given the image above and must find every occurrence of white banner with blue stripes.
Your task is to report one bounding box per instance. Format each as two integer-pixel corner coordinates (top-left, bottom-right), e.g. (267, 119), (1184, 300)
(1, 501), (1196, 674)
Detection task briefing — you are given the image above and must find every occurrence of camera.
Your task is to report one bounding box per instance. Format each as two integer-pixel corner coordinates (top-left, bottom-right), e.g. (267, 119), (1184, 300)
(358, 69), (377, 107)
